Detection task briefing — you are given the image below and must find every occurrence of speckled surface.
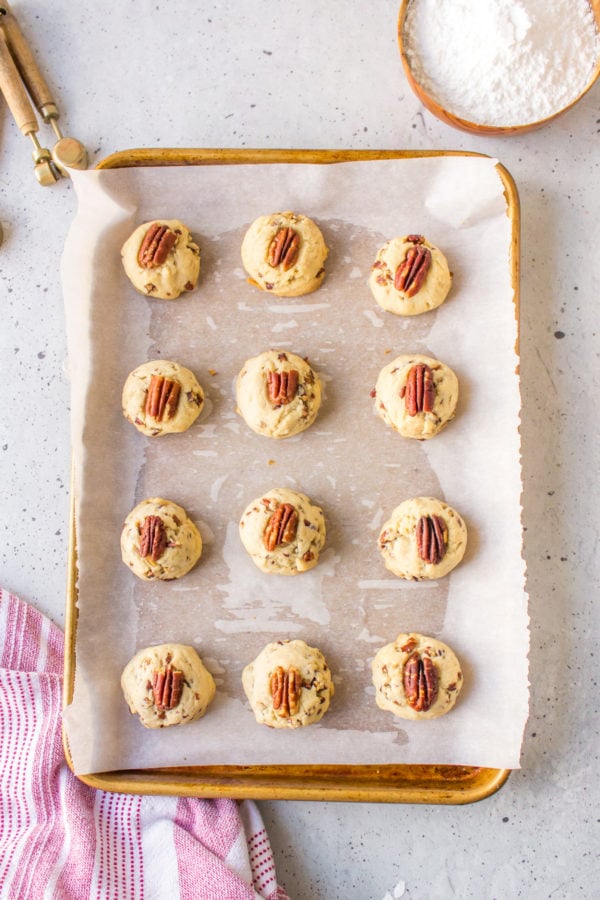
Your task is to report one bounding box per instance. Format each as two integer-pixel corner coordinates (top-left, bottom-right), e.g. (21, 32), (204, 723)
(0, 2), (598, 897)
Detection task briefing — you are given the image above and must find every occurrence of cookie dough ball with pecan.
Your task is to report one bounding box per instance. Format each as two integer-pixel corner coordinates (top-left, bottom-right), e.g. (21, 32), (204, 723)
(236, 349), (322, 439)
(239, 487), (326, 575)
(121, 219), (200, 299)
(121, 643), (216, 729)
(121, 497), (202, 581)
(122, 360), (204, 437)
(372, 632), (463, 720)
(374, 353), (458, 440)
(378, 497), (467, 580)
(242, 639), (334, 728)
(241, 211), (328, 297)
(369, 234), (451, 316)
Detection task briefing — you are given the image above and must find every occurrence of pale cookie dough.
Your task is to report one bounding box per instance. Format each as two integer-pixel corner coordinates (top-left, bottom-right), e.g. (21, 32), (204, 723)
(372, 632), (463, 720)
(121, 219), (200, 299)
(122, 359), (204, 437)
(241, 211), (328, 297)
(236, 349), (322, 439)
(121, 497), (202, 581)
(121, 643), (216, 729)
(369, 234), (451, 316)
(242, 639), (334, 728)
(239, 487), (326, 575)
(374, 353), (458, 440)
(378, 496), (467, 580)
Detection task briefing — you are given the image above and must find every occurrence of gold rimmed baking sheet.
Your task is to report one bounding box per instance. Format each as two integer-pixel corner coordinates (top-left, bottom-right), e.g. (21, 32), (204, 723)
(63, 148), (521, 803)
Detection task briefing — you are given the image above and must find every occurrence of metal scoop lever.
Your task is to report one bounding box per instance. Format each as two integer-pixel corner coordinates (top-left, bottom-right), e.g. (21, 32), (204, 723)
(0, 2), (88, 175)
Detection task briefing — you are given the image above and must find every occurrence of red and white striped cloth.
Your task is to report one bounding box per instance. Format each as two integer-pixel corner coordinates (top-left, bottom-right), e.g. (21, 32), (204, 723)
(0, 588), (289, 900)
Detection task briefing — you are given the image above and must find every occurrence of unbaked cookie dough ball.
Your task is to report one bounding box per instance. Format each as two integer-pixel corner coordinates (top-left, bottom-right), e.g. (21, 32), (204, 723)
(121, 643), (215, 729)
(374, 353), (458, 440)
(242, 639), (334, 728)
(121, 497), (202, 581)
(121, 219), (200, 299)
(236, 349), (322, 439)
(122, 359), (204, 437)
(378, 496), (467, 580)
(369, 234), (451, 316)
(372, 632), (463, 720)
(239, 487), (326, 575)
(241, 211), (328, 297)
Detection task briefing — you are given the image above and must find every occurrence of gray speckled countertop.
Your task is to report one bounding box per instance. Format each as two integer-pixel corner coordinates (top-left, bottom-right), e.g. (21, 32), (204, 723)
(1, 2), (598, 897)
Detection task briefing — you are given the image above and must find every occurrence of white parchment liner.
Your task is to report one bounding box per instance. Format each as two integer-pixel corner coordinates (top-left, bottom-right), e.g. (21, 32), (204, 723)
(61, 157), (529, 774)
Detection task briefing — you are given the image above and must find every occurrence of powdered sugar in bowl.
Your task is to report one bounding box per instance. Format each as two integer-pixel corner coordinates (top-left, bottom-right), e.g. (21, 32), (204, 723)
(398, 0), (600, 134)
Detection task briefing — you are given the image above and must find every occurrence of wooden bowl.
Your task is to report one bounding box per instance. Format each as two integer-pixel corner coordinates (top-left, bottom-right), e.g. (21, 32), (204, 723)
(397, 0), (600, 135)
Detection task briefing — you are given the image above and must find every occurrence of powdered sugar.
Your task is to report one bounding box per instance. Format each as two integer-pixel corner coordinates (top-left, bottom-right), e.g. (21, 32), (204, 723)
(403, 0), (600, 126)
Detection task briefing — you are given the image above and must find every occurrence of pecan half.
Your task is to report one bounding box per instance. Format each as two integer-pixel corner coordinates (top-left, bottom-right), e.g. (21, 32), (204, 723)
(267, 369), (299, 405)
(152, 663), (184, 710)
(268, 227), (300, 271)
(145, 375), (181, 421)
(270, 665), (301, 717)
(394, 243), (431, 296)
(416, 514), (448, 565)
(138, 223), (178, 268)
(263, 503), (298, 551)
(139, 515), (168, 562)
(403, 651), (438, 712)
(401, 363), (435, 416)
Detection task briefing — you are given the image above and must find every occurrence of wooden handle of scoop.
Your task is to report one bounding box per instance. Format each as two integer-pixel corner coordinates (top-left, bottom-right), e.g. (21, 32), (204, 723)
(0, 28), (38, 135)
(0, 2), (56, 115)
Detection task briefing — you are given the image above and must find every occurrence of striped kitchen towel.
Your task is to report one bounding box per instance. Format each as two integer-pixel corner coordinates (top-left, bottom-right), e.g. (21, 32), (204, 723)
(0, 588), (289, 900)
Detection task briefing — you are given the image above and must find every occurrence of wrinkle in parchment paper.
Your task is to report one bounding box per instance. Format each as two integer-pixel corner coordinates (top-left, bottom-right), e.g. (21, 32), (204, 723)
(61, 157), (528, 775)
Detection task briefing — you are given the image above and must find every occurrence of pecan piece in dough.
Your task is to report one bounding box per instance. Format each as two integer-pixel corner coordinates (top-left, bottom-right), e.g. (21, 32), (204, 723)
(268, 227), (300, 271)
(263, 503), (298, 552)
(152, 663), (184, 710)
(270, 665), (302, 717)
(401, 363), (435, 416)
(416, 514), (448, 565)
(145, 375), (181, 421)
(394, 243), (431, 296)
(403, 651), (438, 712)
(139, 515), (168, 562)
(138, 223), (178, 268)
(267, 369), (299, 405)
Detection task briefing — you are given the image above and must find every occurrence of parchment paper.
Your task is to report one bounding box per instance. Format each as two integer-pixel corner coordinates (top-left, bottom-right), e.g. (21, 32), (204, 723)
(61, 156), (529, 775)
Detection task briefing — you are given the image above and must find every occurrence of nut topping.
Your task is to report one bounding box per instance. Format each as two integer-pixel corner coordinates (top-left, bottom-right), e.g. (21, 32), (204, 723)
(270, 665), (302, 717)
(138, 223), (178, 268)
(403, 651), (438, 712)
(394, 243), (432, 296)
(400, 636), (418, 654)
(401, 363), (435, 416)
(145, 375), (181, 421)
(268, 226), (300, 271)
(416, 514), (448, 565)
(263, 503), (298, 552)
(139, 515), (168, 562)
(152, 663), (184, 710)
(267, 369), (299, 405)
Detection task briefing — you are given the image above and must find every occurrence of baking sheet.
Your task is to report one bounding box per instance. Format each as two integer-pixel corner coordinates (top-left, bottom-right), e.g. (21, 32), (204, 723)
(61, 155), (529, 775)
